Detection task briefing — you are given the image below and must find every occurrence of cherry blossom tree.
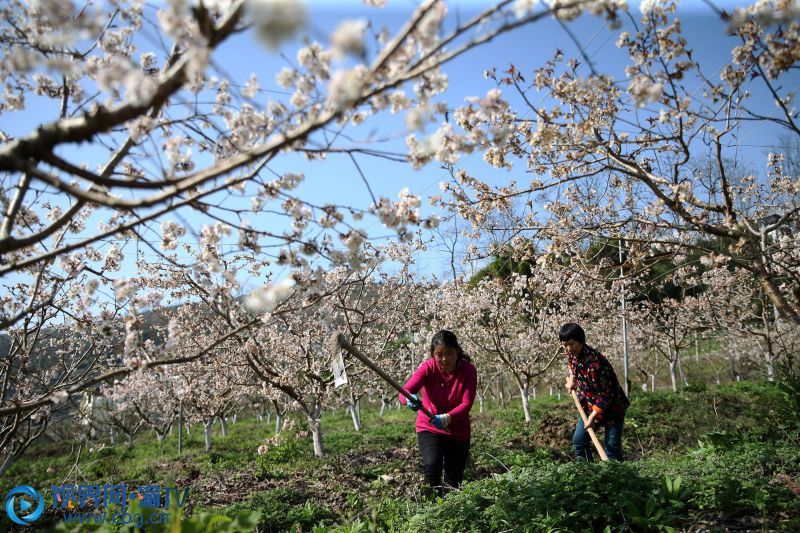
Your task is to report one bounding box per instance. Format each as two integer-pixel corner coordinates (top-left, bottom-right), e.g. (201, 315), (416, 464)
(177, 350), (249, 452)
(701, 265), (800, 382)
(629, 281), (712, 392)
(246, 308), (335, 457)
(436, 0), (800, 327)
(105, 370), (179, 453)
(102, 380), (147, 448)
(0, 308), (120, 473)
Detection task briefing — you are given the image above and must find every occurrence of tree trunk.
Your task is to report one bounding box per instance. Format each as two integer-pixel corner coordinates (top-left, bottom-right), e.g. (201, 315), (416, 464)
(275, 413), (282, 434)
(758, 269), (800, 326)
(219, 416), (228, 437)
(0, 453), (16, 477)
(156, 431), (165, 455)
(350, 405), (362, 431)
(515, 377), (532, 424)
(178, 405), (184, 456)
(650, 373), (656, 391)
(677, 355), (688, 387)
(669, 359), (678, 392)
(232, 413), (238, 424)
(727, 348), (739, 382)
(497, 376), (507, 407)
(478, 393), (484, 414)
(203, 418), (214, 452)
(760, 337), (777, 382)
(349, 400), (361, 431)
(110, 426), (117, 446)
(309, 417), (324, 457)
(766, 356), (775, 382)
(379, 399), (388, 417)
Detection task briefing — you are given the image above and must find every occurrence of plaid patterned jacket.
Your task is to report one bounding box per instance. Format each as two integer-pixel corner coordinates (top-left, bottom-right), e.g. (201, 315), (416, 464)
(568, 344), (629, 426)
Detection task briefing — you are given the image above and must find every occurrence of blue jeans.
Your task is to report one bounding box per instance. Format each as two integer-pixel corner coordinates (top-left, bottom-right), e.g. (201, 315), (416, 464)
(572, 416), (624, 461)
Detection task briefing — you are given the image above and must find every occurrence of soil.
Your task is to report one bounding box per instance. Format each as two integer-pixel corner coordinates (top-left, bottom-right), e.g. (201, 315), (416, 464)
(176, 446), (423, 513)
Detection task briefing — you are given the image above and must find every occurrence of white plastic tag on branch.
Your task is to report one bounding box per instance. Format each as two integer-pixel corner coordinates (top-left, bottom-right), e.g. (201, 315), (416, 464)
(332, 352), (348, 388)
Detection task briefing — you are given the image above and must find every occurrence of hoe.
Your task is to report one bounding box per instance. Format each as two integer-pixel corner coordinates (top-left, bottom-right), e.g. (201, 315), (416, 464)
(570, 390), (609, 461)
(334, 333), (436, 420)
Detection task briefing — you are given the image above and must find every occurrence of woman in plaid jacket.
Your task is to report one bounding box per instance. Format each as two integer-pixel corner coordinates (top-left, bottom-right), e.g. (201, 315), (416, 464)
(561, 322), (629, 461)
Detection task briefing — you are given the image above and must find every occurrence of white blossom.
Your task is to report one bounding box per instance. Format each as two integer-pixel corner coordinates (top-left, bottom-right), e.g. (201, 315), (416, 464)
(161, 220), (186, 251)
(103, 245), (124, 272)
(276, 67), (297, 89)
(416, 1), (447, 47)
(242, 73), (260, 98)
(327, 68), (366, 110)
(405, 105), (429, 131)
(639, 0), (666, 16)
(513, 0), (537, 19)
(628, 76), (663, 106)
(331, 19), (368, 59)
(297, 43), (331, 79)
(49, 390), (70, 405)
(247, 0), (307, 51)
(246, 277), (297, 313)
(114, 278), (135, 300)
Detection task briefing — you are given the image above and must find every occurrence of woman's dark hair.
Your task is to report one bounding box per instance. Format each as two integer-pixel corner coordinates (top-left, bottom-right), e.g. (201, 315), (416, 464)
(430, 330), (471, 363)
(559, 323), (586, 344)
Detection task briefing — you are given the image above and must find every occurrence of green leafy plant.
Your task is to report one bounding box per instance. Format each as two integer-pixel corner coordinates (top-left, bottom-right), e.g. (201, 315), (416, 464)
(626, 496), (677, 533)
(660, 475), (691, 510)
(626, 475), (691, 533)
(221, 488), (333, 531)
(697, 431), (738, 451)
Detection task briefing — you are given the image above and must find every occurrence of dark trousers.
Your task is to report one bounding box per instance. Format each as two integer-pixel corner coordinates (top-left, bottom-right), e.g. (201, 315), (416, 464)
(572, 416), (624, 461)
(417, 431), (470, 493)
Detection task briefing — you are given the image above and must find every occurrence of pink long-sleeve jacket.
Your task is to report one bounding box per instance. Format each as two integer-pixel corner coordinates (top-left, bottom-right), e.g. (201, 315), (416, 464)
(400, 357), (477, 441)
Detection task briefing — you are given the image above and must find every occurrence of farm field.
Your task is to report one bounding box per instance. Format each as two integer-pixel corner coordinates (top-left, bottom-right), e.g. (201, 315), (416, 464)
(3, 381), (798, 532)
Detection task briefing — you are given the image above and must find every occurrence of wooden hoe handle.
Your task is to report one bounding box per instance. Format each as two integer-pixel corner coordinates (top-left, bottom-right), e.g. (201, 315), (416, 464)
(570, 390), (609, 462)
(336, 334), (436, 419)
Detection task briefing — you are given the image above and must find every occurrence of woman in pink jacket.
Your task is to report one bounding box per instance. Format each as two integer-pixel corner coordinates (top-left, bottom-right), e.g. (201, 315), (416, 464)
(400, 330), (477, 495)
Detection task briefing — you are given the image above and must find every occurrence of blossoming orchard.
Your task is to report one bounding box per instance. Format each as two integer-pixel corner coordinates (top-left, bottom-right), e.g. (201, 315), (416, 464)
(0, 0), (798, 529)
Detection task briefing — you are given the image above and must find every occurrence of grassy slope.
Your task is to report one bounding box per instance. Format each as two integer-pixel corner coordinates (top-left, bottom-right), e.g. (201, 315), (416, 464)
(2, 381), (798, 531)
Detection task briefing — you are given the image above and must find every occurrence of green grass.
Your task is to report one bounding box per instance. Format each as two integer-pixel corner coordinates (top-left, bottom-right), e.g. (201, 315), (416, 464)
(2, 382), (798, 531)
